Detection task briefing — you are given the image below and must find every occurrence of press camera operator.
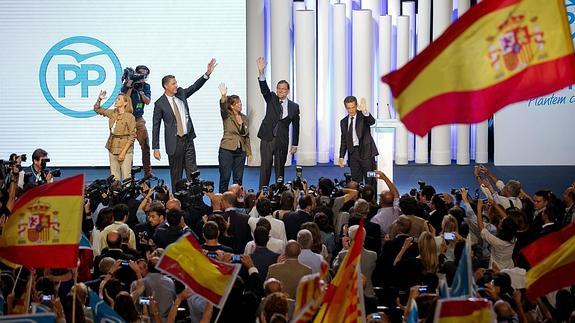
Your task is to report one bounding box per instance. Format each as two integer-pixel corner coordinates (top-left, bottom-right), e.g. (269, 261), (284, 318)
(123, 65), (153, 179)
(29, 148), (59, 186)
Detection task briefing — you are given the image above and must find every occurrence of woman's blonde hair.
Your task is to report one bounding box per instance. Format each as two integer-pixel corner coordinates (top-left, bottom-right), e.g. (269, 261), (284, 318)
(116, 94), (133, 113)
(441, 214), (458, 233)
(419, 231), (439, 273)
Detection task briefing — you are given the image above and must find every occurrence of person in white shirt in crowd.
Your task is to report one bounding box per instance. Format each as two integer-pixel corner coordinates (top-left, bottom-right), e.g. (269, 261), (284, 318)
(296, 229), (325, 274)
(245, 218), (285, 255)
(475, 165), (523, 210)
(248, 198), (287, 244)
(370, 170), (401, 242)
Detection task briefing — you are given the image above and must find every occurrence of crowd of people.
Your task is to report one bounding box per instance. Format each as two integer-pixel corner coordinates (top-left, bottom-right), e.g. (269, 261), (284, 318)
(1, 156), (574, 322)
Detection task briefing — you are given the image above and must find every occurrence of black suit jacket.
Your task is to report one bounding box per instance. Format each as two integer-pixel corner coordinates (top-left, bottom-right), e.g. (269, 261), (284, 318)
(257, 79), (300, 146)
(250, 246), (280, 281)
(283, 210), (313, 241)
(224, 210), (252, 254)
(152, 75), (208, 155)
(339, 112), (378, 159)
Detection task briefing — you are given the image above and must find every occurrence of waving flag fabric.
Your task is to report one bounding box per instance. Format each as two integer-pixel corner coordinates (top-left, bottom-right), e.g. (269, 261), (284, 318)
(0, 175), (84, 268)
(156, 233), (239, 308)
(434, 298), (493, 323)
(382, 0), (575, 136)
(521, 223), (575, 301)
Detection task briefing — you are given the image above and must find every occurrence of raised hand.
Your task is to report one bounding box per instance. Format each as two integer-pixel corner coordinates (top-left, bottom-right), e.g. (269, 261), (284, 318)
(218, 83), (227, 97)
(206, 58), (218, 76)
(98, 90), (107, 100)
(358, 97), (367, 112)
(256, 57), (267, 74)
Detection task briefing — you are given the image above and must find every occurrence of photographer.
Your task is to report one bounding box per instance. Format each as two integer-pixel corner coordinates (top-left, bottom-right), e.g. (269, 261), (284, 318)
(29, 148), (55, 185)
(124, 65), (153, 179)
(94, 90), (136, 181)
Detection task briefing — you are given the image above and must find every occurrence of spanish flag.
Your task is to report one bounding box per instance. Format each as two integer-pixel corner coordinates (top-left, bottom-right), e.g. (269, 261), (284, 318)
(0, 175), (84, 268)
(292, 261), (329, 323)
(314, 221), (365, 323)
(433, 298), (494, 323)
(521, 223), (575, 301)
(382, 0), (575, 136)
(156, 233), (239, 308)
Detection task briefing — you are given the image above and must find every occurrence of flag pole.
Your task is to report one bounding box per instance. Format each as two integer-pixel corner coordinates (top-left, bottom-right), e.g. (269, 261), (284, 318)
(24, 270), (33, 313)
(72, 266), (79, 323)
(11, 266), (23, 295)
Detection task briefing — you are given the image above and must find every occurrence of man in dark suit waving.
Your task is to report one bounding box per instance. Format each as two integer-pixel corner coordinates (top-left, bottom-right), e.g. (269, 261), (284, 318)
(256, 57), (300, 189)
(338, 96), (378, 188)
(152, 59), (217, 191)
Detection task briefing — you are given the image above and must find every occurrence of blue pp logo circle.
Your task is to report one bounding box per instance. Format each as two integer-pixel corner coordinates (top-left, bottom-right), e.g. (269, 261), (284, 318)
(39, 36), (122, 118)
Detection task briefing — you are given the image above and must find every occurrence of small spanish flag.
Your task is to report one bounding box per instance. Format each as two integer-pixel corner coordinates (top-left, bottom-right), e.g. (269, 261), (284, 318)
(433, 298), (494, 323)
(156, 233), (239, 308)
(0, 175), (84, 268)
(382, 0), (575, 136)
(521, 223), (575, 301)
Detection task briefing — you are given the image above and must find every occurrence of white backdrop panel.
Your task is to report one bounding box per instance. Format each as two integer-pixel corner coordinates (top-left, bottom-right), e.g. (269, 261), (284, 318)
(0, 0), (246, 167)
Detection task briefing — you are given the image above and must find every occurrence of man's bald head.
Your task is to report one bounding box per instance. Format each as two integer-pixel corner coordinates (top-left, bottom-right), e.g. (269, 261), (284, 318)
(166, 198), (181, 211)
(284, 240), (301, 259)
(210, 193), (224, 211)
(106, 230), (121, 248)
(229, 184), (241, 197)
(379, 191), (394, 206)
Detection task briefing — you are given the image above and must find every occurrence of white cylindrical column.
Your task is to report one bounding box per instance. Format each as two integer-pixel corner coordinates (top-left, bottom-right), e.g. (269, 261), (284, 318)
(352, 10), (374, 115)
(361, 0), (380, 116)
(333, 3), (349, 165)
(388, 0), (401, 24)
(317, 0), (330, 163)
(294, 10), (317, 166)
(456, 0), (471, 165)
(415, 0), (431, 164)
(474, 0), (489, 164)
(395, 16), (410, 165)
(378, 15), (392, 119)
(247, 0), (265, 166)
(430, 0), (452, 165)
(401, 1), (416, 162)
(271, 0), (292, 92)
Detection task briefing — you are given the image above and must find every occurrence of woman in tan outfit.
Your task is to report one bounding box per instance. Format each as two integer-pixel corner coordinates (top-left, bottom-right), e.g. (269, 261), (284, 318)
(94, 90), (136, 181)
(217, 83), (251, 193)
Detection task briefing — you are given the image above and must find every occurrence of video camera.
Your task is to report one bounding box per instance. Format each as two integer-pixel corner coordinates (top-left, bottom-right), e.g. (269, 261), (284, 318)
(0, 154), (26, 179)
(409, 180), (427, 197)
(86, 175), (116, 210)
(174, 171), (214, 209)
(121, 67), (147, 92)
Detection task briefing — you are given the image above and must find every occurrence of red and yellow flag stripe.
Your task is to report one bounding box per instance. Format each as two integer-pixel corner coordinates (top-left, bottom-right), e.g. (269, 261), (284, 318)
(521, 223), (575, 301)
(0, 175), (84, 268)
(382, 0), (575, 136)
(156, 233), (239, 308)
(434, 298), (493, 323)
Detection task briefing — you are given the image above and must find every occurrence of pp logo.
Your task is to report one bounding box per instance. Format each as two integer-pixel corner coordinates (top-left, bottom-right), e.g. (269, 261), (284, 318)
(39, 36), (122, 118)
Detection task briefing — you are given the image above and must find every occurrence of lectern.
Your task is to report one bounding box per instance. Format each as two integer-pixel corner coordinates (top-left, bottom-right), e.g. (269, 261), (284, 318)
(372, 119), (400, 193)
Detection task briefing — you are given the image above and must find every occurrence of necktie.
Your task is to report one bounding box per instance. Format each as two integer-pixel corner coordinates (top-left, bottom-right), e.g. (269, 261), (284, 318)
(172, 97), (185, 136)
(347, 116), (354, 148)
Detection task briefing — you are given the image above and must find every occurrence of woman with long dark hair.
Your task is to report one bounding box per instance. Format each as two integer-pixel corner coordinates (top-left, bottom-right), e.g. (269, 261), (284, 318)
(217, 83), (251, 193)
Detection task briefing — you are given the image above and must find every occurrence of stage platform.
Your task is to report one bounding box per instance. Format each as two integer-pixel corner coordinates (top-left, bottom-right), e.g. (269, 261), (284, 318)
(56, 163), (574, 197)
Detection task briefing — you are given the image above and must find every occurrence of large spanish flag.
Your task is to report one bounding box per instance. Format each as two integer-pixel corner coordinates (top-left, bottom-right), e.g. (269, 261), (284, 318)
(156, 233), (239, 308)
(521, 223), (575, 301)
(0, 175), (84, 268)
(382, 0), (575, 136)
(433, 298), (494, 323)
(314, 221), (365, 323)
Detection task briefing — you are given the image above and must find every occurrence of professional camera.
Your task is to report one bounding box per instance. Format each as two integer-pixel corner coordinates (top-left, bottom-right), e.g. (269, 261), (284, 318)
(174, 171), (214, 209)
(41, 158), (61, 178)
(121, 67), (147, 91)
(293, 166), (304, 191)
(85, 175), (115, 209)
(409, 180), (427, 197)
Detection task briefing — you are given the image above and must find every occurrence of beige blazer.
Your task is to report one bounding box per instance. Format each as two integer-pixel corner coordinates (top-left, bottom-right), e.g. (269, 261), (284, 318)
(266, 259), (312, 299)
(95, 107), (136, 155)
(219, 101), (252, 156)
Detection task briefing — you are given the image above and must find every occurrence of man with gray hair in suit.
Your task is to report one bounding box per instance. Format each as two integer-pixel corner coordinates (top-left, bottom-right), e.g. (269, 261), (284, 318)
(296, 229), (324, 274)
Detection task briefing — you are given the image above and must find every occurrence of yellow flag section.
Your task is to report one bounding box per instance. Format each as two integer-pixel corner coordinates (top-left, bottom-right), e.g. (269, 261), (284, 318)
(314, 221), (365, 323)
(0, 175), (84, 268)
(521, 223), (575, 301)
(156, 233), (240, 308)
(434, 298), (493, 323)
(382, 0), (575, 136)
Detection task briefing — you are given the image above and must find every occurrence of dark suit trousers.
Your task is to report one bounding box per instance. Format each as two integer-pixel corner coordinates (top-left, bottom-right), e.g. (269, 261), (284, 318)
(218, 147), (246, 193)
(349, 146), (376, 188)
(168, 136), (197, 192)
(259, 137), (288, 189)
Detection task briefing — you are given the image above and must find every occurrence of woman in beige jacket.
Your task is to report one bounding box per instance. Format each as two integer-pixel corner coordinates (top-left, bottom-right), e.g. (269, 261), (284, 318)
(217, 83), (252, 193)
(94, 90), (136, 181)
